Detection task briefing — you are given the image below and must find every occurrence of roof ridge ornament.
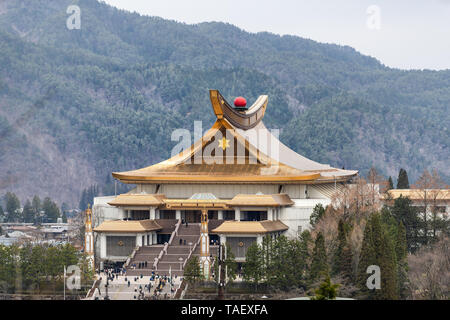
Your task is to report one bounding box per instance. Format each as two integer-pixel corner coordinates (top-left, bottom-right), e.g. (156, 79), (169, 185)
(209, 89), (268, 130)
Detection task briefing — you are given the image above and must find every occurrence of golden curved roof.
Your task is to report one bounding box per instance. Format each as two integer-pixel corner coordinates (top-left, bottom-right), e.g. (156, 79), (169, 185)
(112, 90), (357, 184)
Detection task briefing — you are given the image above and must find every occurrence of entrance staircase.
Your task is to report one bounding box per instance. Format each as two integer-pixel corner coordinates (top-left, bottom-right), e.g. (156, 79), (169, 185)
(157, 223), (201, 277)
(125, 222), (219, 277)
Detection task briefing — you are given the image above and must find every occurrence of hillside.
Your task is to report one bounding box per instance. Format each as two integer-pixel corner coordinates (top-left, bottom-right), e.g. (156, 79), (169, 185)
(0, 0), (448, 206)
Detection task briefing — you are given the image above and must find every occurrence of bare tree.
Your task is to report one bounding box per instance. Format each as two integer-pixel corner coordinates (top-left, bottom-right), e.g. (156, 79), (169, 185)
(413, 169), (449, 244)
(408, 236), (450, 300)
(367, 167), (386, 207)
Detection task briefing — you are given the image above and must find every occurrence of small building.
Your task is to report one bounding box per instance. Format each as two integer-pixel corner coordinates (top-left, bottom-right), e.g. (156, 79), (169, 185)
(384, 189), (450, 215)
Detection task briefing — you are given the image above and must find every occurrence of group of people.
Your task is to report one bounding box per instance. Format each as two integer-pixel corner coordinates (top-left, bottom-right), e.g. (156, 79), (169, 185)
(181, 219), (189, 227)
(102, 266), (126, 283)
(134, 282), (152, 300)
(131, 261), (148, 269)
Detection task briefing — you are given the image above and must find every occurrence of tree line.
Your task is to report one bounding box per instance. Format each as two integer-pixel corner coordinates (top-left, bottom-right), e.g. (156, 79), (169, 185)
(0, 242), (94, 296)
(0, 193), (65, 224)
(242, 167), (448, 299)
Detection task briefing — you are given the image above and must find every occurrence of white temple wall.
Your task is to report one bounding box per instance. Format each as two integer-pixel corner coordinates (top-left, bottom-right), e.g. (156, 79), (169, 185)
(138, 183), (335, 200)
(92, 196), (126, 228)
(142, 184), (279, 199)
(280, 198), (331, 239)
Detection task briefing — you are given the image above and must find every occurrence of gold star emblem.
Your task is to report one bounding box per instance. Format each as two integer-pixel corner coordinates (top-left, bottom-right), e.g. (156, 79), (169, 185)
(218, 137), (230, 150)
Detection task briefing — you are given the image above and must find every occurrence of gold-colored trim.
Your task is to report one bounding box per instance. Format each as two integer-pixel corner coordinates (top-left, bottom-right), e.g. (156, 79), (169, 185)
(209, 89), (267, 130)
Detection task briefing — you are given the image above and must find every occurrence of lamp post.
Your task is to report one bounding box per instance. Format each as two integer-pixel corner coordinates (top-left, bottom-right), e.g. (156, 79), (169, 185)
(178, 257), (183, 271)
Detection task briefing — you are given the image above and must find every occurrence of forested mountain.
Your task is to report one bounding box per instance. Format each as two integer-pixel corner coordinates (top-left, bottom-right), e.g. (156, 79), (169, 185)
(0, 0), (448, 206)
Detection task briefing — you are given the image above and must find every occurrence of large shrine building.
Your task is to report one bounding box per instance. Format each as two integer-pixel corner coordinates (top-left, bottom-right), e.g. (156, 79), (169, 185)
(92, 90), (357, 276)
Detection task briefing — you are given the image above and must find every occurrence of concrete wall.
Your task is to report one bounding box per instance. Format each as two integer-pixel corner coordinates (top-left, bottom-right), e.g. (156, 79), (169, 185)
(280, 198), (331, 239)
(138, 183), (334, 200)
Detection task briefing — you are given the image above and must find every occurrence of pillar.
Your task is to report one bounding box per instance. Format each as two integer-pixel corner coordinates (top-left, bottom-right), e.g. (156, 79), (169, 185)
(220, 235), (226, 245)
(156, 209), (160, 219)
(199, 209), (211, 279)
(150, 207), (156, 220)
(176, 210), (181, 220)
(235, 208), (241, 221)
(268, 208), (273, 221)
(257, 235), (263, 245)
(218, 210), (223, 220)
(100, 234), (106, 259)
(137, 234), (142, 247)
(152, 233), (157, 244)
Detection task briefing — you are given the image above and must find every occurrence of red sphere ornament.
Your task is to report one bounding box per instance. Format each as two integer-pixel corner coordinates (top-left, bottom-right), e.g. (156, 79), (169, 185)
(234, 97), (247, 108)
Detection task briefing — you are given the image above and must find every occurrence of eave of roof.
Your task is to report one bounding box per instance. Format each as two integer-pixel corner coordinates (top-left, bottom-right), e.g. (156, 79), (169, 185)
(93, 220), (162, 233)
(385, 189), (450, 201)
(107, 194), (167, 206)
(211, 220), (288, 234)
(228, 193), (294, 207)
(107, 193), (294, 208)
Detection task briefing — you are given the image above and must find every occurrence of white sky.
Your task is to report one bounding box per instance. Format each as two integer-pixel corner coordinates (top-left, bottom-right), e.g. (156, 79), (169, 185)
(102, 0), (450, 70)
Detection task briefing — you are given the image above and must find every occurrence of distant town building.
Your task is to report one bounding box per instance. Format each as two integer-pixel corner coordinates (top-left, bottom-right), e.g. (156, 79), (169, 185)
(384, 189), (450, 215)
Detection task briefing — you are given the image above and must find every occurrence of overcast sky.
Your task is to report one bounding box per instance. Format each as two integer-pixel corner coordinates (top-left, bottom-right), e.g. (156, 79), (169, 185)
(102, 0), (450, 70)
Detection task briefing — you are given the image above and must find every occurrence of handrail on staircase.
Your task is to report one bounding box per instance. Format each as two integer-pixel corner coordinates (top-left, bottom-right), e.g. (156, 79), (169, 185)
(124, 246), (139, 269)
(175, 218), (181, 236)
(182, 237), (201, 269)
(169, 219), (181, 245)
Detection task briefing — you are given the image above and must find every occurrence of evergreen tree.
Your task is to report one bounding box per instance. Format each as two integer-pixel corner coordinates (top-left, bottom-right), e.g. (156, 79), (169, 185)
(22, 200), (35, 223)
(243, 242), (263, 290)
(62, 212), (68, 223)
(396, 168), (410, 189)
(310, 232), (328, 281)
(42, 197), (60, 223)
(387, 176), (394, 190)
(311, 276), (340, 300)
(395, 221), (409, 299)
(391, 196), (421, 253)
(79, 189), (86, 211)
(79, 185), (99, 211)
(260, 235), (274, 283)
(358, 213), (398, 299)
(31, 195), (41, 223)
(183, 256), (202, 286)
(310, 203), (326, 228)
(213, 243), (237, 286)
(5, 192), (21, 222)
(332, 219), (353, 280)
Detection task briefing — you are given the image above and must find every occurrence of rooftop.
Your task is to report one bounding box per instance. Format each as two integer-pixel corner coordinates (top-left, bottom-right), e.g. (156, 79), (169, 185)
(112, 90), (357, 184)
(93, 220), (162, 233)
(211, 220), (288, 234)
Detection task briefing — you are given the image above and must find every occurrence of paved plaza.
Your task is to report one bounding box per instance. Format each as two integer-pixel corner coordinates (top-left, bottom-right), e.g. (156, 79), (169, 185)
(93, 272), (183, 300)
